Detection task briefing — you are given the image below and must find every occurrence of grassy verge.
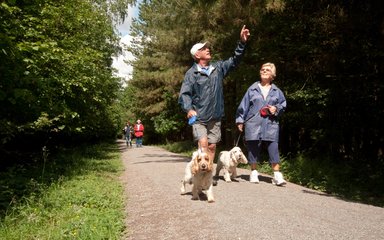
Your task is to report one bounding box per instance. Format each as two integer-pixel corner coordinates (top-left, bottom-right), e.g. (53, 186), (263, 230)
(281, 153), (384, 207)
(161, 141), (384, 207)
(0, 142), (125, 239)
(160, 140), (196, 158)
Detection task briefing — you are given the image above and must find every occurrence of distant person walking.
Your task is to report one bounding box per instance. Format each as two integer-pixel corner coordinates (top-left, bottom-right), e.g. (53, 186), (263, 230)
(124, 121), (133, 148)
(134, 119), (144, 147)
(178, 25), (250, 165)
(236, 63), (287, 186)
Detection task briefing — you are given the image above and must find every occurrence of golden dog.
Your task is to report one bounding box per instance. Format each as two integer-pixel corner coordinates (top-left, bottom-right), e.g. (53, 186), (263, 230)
(180, 149), (214, 203)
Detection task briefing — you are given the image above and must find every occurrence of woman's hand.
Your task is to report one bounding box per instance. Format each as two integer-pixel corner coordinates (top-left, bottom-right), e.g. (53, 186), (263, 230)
(237, 123), (244, 132)
(268, 105), (277, 115)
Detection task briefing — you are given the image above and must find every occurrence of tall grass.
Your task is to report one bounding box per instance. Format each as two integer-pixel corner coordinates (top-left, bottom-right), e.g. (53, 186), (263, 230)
(0, 142), (125, 239)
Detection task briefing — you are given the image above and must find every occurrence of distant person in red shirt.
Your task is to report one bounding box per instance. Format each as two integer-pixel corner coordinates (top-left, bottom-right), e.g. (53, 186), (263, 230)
(134, 119), (144, 147)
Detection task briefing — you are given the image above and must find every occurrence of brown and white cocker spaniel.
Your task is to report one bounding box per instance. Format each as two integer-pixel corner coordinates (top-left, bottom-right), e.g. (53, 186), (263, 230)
(215, 146), (248, 183)
(180, 149), (214, 203)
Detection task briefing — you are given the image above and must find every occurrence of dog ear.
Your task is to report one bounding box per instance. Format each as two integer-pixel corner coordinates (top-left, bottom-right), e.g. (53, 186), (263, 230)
(241, 152), (248, 164)
(192, 164), (199, 175)
(230, 151), (237, 163)
(191, 154), (199, 175)
(207, 157), (213, 172)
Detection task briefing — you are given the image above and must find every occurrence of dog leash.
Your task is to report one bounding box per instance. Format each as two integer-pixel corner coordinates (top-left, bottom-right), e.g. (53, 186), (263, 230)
(235, 132), (242, 147)
(193, 124), (204, 153)
(234, 112), (256, 147)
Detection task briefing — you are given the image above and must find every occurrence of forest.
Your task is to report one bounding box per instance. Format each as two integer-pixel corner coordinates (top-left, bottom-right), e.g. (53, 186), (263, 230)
(1, 0), (383, 203)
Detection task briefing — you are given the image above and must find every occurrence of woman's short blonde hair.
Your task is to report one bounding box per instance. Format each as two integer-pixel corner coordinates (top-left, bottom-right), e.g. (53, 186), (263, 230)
(261, 62), (276, 78)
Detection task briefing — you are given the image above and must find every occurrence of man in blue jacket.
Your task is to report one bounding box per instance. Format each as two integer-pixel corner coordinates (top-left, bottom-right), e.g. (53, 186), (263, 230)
(178, 25), (250, 167)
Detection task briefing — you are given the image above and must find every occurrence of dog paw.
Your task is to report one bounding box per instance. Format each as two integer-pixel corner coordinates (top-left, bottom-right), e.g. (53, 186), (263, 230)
(180, 186), (186, 195)
(208, 198), (215, 203)
(212, 179), (218, 186)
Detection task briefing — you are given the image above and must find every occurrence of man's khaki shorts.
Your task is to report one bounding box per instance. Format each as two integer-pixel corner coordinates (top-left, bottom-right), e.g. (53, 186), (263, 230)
(192, 120), (221, 144)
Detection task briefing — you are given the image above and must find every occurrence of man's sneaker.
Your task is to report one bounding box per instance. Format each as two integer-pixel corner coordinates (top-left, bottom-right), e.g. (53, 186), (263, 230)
(272, 171), (287, 186)
(250, 170), (260, 183)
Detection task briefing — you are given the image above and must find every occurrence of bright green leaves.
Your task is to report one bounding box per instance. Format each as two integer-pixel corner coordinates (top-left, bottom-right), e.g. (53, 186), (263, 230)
(1, 0), (135, 147)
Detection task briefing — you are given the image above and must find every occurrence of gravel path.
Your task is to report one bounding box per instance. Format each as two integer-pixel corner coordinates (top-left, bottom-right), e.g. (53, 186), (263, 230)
(118, 140), (384, 240)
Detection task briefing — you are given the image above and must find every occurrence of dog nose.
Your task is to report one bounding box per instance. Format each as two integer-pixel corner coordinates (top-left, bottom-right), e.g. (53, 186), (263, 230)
(201, 163), (207, 170)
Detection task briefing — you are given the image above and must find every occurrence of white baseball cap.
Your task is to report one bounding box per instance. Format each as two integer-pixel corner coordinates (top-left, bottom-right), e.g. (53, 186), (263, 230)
(190, 42), (210, 58)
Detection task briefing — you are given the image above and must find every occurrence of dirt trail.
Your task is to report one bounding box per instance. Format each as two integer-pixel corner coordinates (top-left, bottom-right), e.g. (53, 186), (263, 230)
(118, 140), (384, 240)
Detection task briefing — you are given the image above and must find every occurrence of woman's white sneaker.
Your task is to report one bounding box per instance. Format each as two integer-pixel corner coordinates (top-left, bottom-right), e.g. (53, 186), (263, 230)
(272, 171), (286, 186)
(250, 170), (260, 183)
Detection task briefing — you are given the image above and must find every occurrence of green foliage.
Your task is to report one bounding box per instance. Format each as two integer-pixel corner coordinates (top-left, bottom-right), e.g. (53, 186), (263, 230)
(152, 113), (181, 137)
(1, 0), (135, 156)
(0, 142), (125, 239)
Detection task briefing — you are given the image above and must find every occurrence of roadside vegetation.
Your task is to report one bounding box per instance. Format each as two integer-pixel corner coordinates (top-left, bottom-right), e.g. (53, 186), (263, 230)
(0, 142), (125, 239)
(1, 1), (133, 237)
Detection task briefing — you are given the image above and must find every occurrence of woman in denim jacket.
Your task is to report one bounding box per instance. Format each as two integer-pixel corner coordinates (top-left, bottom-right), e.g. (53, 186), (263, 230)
(236, 63), (287, 186)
